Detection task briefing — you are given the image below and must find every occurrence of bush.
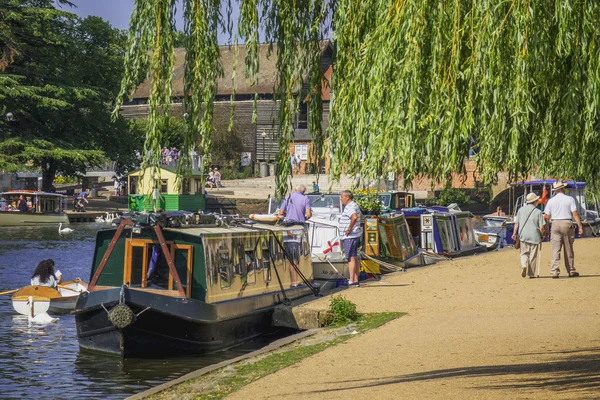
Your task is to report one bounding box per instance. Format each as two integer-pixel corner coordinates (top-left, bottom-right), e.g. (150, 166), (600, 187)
(219, 166), (252, 180)
(53, 176), (77, 185)
(324, 295), (359, 326)
(438, 187), (469, 206)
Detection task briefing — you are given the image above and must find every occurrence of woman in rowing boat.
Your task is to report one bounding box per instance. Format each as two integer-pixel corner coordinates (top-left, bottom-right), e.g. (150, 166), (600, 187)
(31, 259), (62, 288)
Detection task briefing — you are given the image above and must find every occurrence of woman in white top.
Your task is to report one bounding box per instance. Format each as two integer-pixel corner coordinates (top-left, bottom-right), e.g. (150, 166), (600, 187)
(31, 259), (62, 288)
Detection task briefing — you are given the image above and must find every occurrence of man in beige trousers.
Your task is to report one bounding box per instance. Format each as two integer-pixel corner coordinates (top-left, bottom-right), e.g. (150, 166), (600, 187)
(512, 193), (547, 278)
(543, 180), (583, 279)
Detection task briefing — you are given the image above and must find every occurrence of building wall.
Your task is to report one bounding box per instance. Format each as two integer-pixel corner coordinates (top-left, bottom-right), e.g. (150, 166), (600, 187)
(397, 160), (482, 194)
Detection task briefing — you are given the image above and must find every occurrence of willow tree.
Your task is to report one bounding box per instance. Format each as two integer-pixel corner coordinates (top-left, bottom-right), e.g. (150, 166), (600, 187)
(115, 0), (600, 196)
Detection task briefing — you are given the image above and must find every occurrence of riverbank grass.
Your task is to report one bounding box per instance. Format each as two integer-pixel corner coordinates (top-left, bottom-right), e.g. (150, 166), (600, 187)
(149, 311), (403, 400)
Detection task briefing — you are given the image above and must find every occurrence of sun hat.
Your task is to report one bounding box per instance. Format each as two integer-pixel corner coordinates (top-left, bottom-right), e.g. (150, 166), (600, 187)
(552, 180), (566, 190)
(525, 192), (540, 204)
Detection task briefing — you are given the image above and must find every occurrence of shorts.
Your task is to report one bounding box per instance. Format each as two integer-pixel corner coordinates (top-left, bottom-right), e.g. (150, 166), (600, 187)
(342, 237), (360, 259)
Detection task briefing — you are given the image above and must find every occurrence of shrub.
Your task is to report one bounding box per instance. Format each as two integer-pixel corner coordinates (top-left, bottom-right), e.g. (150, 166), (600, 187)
(324, 295), (359, 326)
(53, 176), (77, 185)
(438, 187), (469, 206)
(219, 166), (252, 180)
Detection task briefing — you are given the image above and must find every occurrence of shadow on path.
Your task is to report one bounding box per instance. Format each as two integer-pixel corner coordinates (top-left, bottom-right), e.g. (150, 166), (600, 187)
(295, 347), (600, 397)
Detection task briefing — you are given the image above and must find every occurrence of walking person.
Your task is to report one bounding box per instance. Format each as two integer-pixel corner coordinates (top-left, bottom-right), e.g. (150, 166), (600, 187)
(278, 185), (312, 287)
(543, 180), (584, 278)
(213, 168), (221, 190)
(512, 193), (547, 278)
(290, 153), (297, 175)
(339, 190), (363, 287)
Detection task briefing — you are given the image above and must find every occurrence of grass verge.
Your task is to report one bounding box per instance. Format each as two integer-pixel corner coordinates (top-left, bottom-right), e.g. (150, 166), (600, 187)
(148, 312), (403, 400)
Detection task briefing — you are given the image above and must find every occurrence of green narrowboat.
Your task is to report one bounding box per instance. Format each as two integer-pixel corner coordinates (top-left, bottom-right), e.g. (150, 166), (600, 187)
(74, 213), (315, 357)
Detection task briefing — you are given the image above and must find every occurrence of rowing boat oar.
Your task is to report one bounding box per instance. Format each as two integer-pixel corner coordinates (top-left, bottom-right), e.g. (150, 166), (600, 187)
(0, 289), (18, 296)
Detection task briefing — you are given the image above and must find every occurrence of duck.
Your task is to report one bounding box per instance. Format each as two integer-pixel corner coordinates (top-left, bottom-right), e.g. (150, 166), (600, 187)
(27, 296), (58, 324)
(58, 223), (74, 234)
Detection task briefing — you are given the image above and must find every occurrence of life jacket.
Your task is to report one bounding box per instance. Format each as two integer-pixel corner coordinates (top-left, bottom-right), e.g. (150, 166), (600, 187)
(539, 186), (549, 205)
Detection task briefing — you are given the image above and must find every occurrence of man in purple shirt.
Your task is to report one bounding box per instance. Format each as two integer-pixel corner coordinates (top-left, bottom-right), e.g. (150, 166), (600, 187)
(279, 185), (312, 223)
(279, 185), (312, 287)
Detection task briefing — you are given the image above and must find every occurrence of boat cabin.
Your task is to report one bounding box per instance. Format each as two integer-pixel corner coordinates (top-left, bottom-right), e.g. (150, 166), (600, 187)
(402, 206), (483, 257)
(0, 190), (69, 226)
(87, 218), (313, 303)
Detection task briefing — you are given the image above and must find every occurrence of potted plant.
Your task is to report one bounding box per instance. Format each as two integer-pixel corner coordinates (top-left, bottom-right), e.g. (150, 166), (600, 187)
(353, 188), (383, 216)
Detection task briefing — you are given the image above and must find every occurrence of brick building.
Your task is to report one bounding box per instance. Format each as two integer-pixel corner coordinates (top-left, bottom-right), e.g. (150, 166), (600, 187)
(120, 42), (333, 173)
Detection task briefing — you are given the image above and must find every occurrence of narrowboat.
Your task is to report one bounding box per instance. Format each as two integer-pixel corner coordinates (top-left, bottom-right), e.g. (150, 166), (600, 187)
(0, 191), (69, 226)
(74, 213), (315, 357)
(475, 180), (600, 248)
(270, 193), (424, 277)
(402, 205), (486, 263)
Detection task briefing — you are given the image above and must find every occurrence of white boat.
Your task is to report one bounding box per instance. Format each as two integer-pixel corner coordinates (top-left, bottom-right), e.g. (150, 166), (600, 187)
(0, 191), (70, 226)
(11, 278), (88, 316)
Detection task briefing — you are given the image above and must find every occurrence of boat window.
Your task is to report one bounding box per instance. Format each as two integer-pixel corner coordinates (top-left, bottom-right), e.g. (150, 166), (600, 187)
(168, 245), (193, 296)
(261, 238), (272, 282)
(379, 194), (391, 208)
(300, 230), (310, 257)
(218, 249), (233, 289)
(129, 246), (144, 286)
(244, 250), (257, 285)
(146, 245), (170, 290)
(232, 238), (247, 277)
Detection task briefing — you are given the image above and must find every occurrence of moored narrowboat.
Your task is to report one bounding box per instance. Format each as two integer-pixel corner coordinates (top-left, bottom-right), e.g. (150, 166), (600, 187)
(402, 205), (486, 262)
(74, 213), (315, 357)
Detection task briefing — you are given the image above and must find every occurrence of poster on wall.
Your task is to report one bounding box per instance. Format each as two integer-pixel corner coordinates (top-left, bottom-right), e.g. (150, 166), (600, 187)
(241, 152), (251, 166)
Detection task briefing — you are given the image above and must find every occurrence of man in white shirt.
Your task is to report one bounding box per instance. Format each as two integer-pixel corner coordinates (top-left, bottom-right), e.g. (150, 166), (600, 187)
(339, 190), (363, 287)
(543, 180), (583, 278)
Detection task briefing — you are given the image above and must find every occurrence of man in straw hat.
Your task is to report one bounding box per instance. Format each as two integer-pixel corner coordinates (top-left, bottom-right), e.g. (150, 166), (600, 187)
(512, 192), (547, 278)
(543, 180), (583, 278)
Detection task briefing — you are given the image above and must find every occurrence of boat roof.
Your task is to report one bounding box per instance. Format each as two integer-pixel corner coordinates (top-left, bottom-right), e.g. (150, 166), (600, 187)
(165, 222), (307, 236)
(0, 191), (68, 198)
(512, 180), (586, 188)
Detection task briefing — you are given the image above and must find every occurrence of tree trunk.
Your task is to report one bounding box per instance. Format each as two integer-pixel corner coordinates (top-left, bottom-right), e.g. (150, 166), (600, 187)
(41, 159), (56, 192)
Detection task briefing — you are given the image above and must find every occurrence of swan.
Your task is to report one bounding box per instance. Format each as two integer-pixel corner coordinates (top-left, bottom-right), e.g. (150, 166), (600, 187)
(58, 223), (74, 233)
(95, 216), (105, 223)
(27, 296), (58, 324)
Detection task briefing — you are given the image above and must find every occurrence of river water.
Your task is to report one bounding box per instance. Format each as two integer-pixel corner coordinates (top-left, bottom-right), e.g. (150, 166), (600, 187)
(0, 224), (287, 399)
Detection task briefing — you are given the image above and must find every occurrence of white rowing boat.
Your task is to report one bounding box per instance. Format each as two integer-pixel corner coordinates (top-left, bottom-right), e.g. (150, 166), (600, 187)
(11, 278), (88, 316)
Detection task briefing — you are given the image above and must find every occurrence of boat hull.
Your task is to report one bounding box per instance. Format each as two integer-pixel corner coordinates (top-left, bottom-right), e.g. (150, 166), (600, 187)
(0, 211), (69, 226)
(75, 286), (311, 357)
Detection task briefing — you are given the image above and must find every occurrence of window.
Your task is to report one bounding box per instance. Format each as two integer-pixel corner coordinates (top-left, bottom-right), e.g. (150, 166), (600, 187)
(295, 144), (308, 161)
(297, 101), (308, 129)
(124, 239), (193, 297)
(155, 179), (168, 193)
(218, 250), (233, 289)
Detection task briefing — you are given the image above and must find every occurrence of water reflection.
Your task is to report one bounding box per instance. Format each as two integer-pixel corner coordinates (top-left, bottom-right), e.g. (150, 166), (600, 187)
(0, 224), (294, 399)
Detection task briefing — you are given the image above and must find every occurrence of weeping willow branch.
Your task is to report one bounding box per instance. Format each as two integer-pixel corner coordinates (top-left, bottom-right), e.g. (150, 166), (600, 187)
(115, 0), (600, 198)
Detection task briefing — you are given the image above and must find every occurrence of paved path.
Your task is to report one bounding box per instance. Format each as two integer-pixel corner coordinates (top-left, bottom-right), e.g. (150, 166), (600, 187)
(227, 239), (600, 399)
